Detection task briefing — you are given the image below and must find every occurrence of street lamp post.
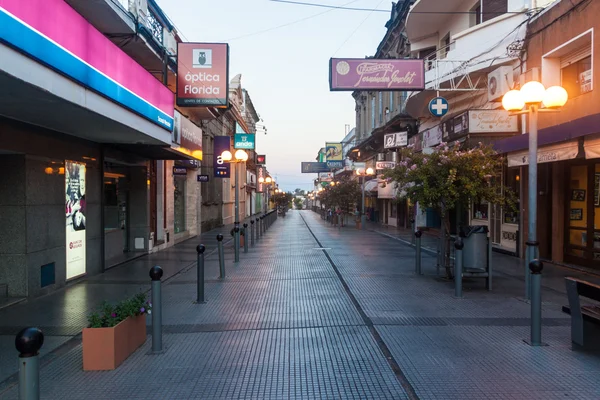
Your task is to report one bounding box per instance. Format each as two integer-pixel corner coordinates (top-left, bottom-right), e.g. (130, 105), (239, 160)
(502, 82), (568, 301)
(221, 149), (249, 263)
(356, 167), (375, 230)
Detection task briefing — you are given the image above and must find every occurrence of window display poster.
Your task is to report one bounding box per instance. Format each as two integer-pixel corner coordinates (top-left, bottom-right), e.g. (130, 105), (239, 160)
(65, 161), (86, 279)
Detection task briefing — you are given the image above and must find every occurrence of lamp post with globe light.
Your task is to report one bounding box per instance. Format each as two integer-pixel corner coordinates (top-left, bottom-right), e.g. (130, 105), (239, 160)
(220, 149), (248, 263)
(502, 81), (568, 301)
(356, 167), (375, 230)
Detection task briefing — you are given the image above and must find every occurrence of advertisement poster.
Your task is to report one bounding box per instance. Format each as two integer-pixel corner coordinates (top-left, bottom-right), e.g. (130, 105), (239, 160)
(214, 135), (231, 178)
(65, 161), (86, 280)
(176, 42), (229, 107)
(329, 58), (425, 91)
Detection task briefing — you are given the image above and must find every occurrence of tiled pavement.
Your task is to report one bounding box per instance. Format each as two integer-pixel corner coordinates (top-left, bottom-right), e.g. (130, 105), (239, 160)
(1, 211), (600, 398)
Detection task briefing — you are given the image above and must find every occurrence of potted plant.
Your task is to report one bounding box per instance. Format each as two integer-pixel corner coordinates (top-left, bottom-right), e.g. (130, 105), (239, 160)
(82, 292), (151, 371)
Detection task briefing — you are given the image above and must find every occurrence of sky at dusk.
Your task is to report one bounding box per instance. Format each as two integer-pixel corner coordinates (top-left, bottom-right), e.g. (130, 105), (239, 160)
(155, 0), (391, 191)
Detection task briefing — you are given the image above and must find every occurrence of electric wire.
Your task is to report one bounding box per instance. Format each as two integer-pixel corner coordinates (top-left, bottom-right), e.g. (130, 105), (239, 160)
(332, 0), (386, 56)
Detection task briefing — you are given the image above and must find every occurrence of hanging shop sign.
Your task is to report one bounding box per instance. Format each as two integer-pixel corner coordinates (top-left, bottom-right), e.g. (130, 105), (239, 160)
(376, 161), (396, 170)
(301, 162), (330, 173)
(468, 110), (518, 133)
(329, 58), (425, 91)
(234, 133), (255, 150)
(507, 141), (579, 167)
(173, 167), (187, 175)
(0, 0), (174, 130)
(384, 132), (408, 149)
(428, 97), (449, 117)
(214, 136), (231, 178)
(256, 154), (266, 165)
(65, 161), (87, 280)
(257, 167), (265, 193)
(176, 42), (229, 108)
(325, 142), (343, 168)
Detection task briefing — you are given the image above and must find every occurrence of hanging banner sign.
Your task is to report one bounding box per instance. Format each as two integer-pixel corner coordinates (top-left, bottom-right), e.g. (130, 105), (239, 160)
(301, 162), (330, 173)
(65, 161), (87, 280)
(234, 133), (255, 149)
(214, 136), (231, 178)
(329, 58), (425, 91)
(507, 141), (579, 167)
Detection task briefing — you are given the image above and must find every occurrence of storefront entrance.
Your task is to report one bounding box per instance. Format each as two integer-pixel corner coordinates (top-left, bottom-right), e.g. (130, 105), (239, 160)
(566, 162), (600, 266)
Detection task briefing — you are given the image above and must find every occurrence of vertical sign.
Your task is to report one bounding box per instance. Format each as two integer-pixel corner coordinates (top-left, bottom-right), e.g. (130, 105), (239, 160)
(214, 136), (231, 178)
(325, 142), (343, 168)
(176, 42), (229, 107)
(65, 161), (86, 279)
(257, 167), (264, 193)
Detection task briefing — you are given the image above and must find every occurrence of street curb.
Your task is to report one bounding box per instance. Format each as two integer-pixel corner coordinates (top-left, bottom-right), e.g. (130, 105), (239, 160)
(372, 230), (439, 256)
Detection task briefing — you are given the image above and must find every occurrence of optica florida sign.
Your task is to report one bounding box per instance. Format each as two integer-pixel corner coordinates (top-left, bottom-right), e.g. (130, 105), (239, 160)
(0, 0), (174, 130)
(329, 58), (425, 91)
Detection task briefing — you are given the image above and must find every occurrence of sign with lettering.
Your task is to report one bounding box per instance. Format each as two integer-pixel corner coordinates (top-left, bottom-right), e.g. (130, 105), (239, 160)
(376, 161), (396, 170)
(384, 132), (408, 149)
(176, 42), (229, 107)
(468, 110), (518, 133)
(173, 167), (187, 175)
(173, 111), (203, 159)
(507, 141), (578, 167)
(330, 58), (425, 91)
(423, 125), (443, 148)
(301, 162), (330, 173)
(214, 136), (230, 178)
(234, 133), (255, 149)
(197, 174), (209, 182)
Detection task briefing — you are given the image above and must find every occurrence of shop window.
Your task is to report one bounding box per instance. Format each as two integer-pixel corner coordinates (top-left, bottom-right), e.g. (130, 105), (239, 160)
(440, 33), (451, 59)
(389, 92), (394, 114)
(504, 167), (520, 224)
(378, 92), (383, 125)
(104, 175), (120, 230)
(470, 1), (481, 27)
(562, 55), (592, 98)
(371, 96), (376, 129)
(174, 175), (186, 234)
(390, 202), (397, 218)
(473, 199), (489, 220)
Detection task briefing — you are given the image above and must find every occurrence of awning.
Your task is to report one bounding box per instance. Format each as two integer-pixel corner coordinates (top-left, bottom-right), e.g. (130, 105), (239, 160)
(584, 135), (600, 159)
(507, 141), (579, 167)
(363, 180), (379, 192)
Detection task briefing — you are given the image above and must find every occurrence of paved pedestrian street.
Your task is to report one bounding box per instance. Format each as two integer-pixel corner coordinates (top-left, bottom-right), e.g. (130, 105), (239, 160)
(2, 211), (600, 399)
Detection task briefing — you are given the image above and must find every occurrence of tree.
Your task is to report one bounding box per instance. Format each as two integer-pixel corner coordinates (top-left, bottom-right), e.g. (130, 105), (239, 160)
(272, 191), (293, 210)
(384, 142), (515, 278)
(319, 175), (361, 225)
(294, 197), (303, 210)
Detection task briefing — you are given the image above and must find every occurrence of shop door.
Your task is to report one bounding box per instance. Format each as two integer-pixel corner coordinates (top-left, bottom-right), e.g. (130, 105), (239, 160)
(566, 163), (600, 267)
(149, 161), (157, 241)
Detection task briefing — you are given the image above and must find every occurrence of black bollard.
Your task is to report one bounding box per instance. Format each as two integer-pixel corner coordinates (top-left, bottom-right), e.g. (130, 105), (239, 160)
(16, 327), (44, 400)
(415, 230), (423, 275)
(217, 234), (225, 278)
(196, 245), (206, 303)
(410, 219), (416, 246)
(529, 259), (544, 346)
(454, 237), (464, 298)
(234, 223), (240, 263)
(243, 223), (249, 253)
(149, 266), (163, 353)
(250, 219), (255, 246)
(260, 216), (264, 235)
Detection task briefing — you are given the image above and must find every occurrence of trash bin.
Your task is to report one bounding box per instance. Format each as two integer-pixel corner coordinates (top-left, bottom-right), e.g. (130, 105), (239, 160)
(460, 225), (489, 271)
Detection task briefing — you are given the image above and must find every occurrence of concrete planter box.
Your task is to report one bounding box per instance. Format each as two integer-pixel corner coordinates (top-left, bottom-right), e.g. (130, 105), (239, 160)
(82, 314), (146, 371)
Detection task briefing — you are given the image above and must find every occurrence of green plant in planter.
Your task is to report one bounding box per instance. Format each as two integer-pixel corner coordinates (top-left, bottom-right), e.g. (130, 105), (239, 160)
(87, 292), (152, 328)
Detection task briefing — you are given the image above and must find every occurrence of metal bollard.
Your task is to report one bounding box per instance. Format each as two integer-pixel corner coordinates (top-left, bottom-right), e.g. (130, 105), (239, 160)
(415, 230), (423, 275)
(234, 223), (240, 263)
(260, 216), (264, 235)
(149, 266), (163, 353)
(410, 219), (415, 246)
(250, 219), (255, 246)
(256, 218), (261, 239)
(217, 234), (225, 278)
(16, 327), (44, 400)
(243, 223), (249, 253)
(529, 259), (544, 346)
(196, 245), (205, 303)
(454, 237), (464, 298)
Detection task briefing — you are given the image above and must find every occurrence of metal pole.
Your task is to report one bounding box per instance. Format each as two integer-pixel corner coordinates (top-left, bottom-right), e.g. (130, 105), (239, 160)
(243, 223), (248, 253)
(529, 259), (544, 346)
(196, 245), (205, 303)
(361, 176), (366, 230)
(454, 237), (464, 298)
(217, 234), (225, 278)
(525, 104), (539, 301)
(411, 219), (415, 246)
(250, 220), (255, 246)
(234, 163), (240, 263)
(256, 218), (260, 239)
(415, 230), (422, 275)
(16, 327), (43, 400)
(149, 266), (163, 353)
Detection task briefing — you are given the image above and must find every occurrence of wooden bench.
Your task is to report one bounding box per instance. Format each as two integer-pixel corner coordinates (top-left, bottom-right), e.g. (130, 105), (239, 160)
(563, 277), (600, 350)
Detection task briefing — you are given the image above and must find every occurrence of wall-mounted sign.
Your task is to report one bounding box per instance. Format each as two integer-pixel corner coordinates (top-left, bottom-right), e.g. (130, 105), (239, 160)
(176, 42), (229, 108)
(1, 0), (175, 131)
(384, 132), (408, 149)
(173, 167), (187, 175)
(376, 161), (396, 170)
(428, 97), (449, 117)
(173, 111), (203, 159)
(65, 161), (86, 280)
(257, 167), (264, 193)
(468, 110), (518, 133)
(329, 58), (425, 91)
(326, 161), (344, 169)
(507, 141), (579, 167)
(197, 174), (209, 182)
(301, 162), (330, 173)
(234, 133), (255, 149)
(214, 136), (231, 178)
(423, 125), (443, 148)
(319, 172), (333, 182)
(256, 154), (266, 165)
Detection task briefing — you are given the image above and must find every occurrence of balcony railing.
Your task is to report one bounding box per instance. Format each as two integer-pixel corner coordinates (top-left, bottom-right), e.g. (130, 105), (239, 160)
(146, 9), (163, 45)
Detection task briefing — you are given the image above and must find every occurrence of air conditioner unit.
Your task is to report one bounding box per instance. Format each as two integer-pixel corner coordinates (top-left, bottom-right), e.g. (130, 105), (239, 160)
(487, 66), (514, 102)
(163, 28), (177, 56)
(129, 0), (149, 28)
